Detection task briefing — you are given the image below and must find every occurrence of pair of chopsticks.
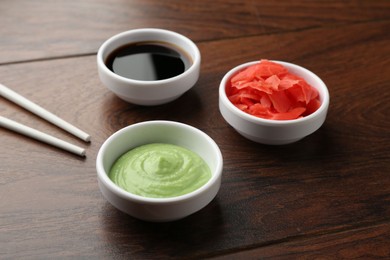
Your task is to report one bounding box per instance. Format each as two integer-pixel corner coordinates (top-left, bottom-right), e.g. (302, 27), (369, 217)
(0, 83), (90, 157)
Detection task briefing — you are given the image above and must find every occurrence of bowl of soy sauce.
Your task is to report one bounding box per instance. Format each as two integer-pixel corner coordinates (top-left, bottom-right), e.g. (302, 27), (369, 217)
(97, 28), (201, 106)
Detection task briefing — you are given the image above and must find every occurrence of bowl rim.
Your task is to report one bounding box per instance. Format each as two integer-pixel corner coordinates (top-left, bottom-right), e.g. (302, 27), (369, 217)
(97, 28), (201, 86)
(96, 120), (223, 204)
(219, 60), (330, 125)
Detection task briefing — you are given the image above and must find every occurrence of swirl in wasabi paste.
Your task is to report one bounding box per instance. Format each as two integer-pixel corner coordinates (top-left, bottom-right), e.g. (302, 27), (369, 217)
(109, 143), (211, 198)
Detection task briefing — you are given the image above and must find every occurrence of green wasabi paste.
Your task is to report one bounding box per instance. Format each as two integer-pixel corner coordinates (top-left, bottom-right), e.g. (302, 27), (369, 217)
(109, 143), (211, 198)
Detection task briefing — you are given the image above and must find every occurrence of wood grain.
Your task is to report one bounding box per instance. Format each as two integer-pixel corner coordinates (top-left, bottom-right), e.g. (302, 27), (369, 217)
(211, 222), (390, 259)
(1, 0), (389, 64)
(1, 0), (389, 259)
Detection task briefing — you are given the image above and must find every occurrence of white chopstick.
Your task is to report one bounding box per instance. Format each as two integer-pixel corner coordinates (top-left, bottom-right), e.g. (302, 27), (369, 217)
(0, 83), (91, 142)
(0, 116), (86, 157)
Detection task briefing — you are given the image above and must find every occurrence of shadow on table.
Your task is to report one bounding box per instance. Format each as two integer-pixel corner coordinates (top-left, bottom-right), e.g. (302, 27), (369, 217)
(99, 197), (225, 257)
(100, 87), (204, 128)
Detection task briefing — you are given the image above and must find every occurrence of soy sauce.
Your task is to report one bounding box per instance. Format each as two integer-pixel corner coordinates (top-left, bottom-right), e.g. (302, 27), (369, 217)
(105, 41), (192, 81)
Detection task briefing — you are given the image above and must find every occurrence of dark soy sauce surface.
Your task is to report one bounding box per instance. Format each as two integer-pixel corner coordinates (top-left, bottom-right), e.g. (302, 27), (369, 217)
(105, 41), (192, 81)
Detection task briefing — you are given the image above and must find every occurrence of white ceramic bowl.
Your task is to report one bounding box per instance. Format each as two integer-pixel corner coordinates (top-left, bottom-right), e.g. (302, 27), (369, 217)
(96, 121), (223, 222)
(97, 28), (201, 106)
(219, 60), (330, 145)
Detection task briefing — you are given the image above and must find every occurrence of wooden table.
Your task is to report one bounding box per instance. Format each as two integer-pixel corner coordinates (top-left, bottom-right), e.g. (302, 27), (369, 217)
(1, 1), (389, 258)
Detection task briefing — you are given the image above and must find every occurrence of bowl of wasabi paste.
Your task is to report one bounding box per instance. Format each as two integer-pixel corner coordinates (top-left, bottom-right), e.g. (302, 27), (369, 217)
(96, 120), (223, 222)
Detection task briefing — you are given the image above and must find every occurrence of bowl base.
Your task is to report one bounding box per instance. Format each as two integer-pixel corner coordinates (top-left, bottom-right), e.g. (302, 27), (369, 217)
(116, 93), (182, 106)
(236, 130), (303, 145)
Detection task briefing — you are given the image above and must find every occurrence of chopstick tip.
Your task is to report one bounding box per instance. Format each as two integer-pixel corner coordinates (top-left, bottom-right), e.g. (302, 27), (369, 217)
(80, 149), (87, 157)
(84, 134), (91, 142)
